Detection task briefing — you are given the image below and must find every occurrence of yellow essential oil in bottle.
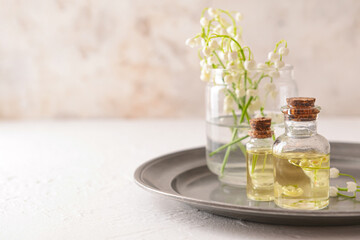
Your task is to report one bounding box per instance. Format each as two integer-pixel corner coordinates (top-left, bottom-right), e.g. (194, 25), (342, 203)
(246, 118), (274, 201)
(273, 97), (330, 210)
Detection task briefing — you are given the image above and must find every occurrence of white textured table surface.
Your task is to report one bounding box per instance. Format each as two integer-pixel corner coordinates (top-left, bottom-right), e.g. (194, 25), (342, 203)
(1, 118), (360, 240)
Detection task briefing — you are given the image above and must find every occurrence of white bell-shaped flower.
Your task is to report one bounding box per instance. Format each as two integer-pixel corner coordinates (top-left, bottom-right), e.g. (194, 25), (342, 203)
(246, 89), (258, 97)
(330, 168), (340, 178)
(329, 186), (338, 197)
(346, 181), (357, 192)
(268, 52), (280, 61)
(257, 63), (268, 70)
(200, 17), (209, 27)
(208, 8), (218, 17)
(202, 47), (212, 57)
(224, 75), (235, 84)
(235, 12), (243, 22)
(269, 70), (280, 79)
(235, 88), (245, 98)
(228, 51), (238, 61)
(226, 26), (235, 35)
(274, 60), (285, 69)
(209, 40), (220, 50)
(244, 60), (257, 71)
(200, 68), (210, 82)
(279, 47), (289, 56)
(185, 38), (196, 48)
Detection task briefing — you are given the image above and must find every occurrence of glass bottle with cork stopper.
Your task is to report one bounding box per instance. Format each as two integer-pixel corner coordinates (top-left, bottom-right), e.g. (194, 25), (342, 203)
(246, 117), (274, 201)
(273, 97), (330, 210)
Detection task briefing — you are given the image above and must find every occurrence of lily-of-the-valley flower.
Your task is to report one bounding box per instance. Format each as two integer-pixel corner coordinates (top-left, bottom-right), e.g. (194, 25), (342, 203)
(236, 88), (245, 98)
(329, 186), (339, 197)
(202, 47), (212, 57)
(244, 60), (256, 71)
(224, 75), (235, 84)
(185, 38), (196, 48)
(200, 68), (210, 82)
(246, 89), (258, 97)
(208, 8), (218, 17)
(200, 17), (209, 27)
(330, 167), (340, 178)
(269, 70), (280, 79)
(256, 63), (268, 70)
(279, 47), (289, 56)
(274, 60), (285, 69)
(228, 51), (238, 61)
(209, 39), (220, 50)
(346, 181), (357, 193)
(268, 52), (280, 61)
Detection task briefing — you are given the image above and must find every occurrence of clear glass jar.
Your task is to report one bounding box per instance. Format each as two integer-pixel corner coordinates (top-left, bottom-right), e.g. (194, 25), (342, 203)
(206, 66), (297, 186)
(272, 98), (330, 210)
(246, 119), (274, 201)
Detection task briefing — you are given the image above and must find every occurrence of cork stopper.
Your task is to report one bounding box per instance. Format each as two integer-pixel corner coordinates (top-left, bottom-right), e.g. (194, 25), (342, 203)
(282, 97), (321, 121)
(249, 117), (273, 138)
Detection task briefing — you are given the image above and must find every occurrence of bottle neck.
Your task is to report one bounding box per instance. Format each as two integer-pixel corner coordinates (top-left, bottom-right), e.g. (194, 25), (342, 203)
(285, 120), (317, 137)
(248, 137), (273, 149)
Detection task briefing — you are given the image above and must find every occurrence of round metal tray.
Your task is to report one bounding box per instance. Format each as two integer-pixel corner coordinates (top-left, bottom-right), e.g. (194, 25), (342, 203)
(134, 142), (360, 226)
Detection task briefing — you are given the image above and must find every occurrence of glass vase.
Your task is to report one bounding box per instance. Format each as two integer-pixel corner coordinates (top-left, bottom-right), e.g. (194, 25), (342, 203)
(205, 66), (298, 186)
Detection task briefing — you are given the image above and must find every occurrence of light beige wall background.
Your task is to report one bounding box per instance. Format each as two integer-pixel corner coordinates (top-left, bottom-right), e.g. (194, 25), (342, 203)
(0, 0), (359, 118)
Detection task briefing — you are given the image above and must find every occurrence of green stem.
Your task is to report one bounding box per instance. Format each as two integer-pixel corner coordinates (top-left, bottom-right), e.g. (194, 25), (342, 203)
(227, 89), (243, 110)
(220, 129), (238, 175)
(251, 154), (258, 174)
(262, 153), (268, 172)
(210, 35), (245, 60)
(213, 51), (225, 68)
(339, 173), (357, 183)
(210, 134), (249, 157)
(239, 96), (253, 124)
(337, 192), (356, 198)
(218, 9), (237, 34)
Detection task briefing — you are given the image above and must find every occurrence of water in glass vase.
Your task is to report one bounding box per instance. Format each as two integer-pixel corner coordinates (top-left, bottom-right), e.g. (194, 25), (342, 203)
(273, 152), (330, 210)
(246, 149), (274, 201)
(206, 116), (248, 186)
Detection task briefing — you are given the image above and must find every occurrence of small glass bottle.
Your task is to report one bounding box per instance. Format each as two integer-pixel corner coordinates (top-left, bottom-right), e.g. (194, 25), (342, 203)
(246, 117), (274, 201)
(273, 97), (330, 210)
